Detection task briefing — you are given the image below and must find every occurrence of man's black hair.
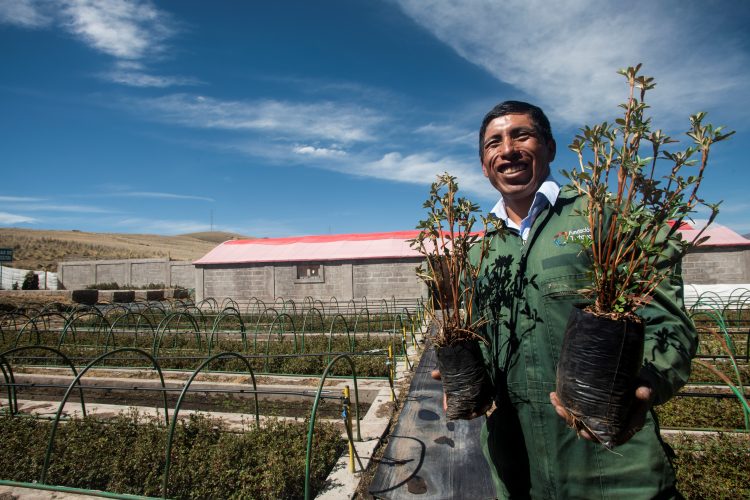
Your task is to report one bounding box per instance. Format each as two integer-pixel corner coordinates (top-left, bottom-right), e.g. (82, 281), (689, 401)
(479, 100), (553, 160)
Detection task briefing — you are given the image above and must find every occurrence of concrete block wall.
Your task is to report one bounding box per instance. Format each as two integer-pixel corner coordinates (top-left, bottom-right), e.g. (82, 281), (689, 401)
(352, 259), (425, 299)
(274, 262), (353, 300)
(59, 258), (194, 290)
(682, 246), (750, 284)
(196, 258), (427, 303)
(199, 264), (273, 302)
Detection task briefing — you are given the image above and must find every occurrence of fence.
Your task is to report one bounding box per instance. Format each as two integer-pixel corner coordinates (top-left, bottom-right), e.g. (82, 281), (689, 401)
(0, 265), (57, 290)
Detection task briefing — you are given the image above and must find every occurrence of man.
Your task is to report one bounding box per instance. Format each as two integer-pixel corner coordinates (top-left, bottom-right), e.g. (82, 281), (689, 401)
(468, 101), (696, 498)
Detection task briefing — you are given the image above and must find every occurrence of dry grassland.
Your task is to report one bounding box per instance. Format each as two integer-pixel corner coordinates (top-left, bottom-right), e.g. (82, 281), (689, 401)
(0, 228), (250, 271)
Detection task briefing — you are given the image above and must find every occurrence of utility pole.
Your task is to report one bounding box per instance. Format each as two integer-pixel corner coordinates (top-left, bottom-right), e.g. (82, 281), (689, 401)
(210, 209), (214, 231)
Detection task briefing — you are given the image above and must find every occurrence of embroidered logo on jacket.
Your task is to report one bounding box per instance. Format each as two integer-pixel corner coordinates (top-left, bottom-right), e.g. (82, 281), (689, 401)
(553, 227), (591, 247)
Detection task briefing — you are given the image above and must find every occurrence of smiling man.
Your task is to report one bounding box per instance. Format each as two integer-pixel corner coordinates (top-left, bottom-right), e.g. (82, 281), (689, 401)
(469, 101), (696, 498)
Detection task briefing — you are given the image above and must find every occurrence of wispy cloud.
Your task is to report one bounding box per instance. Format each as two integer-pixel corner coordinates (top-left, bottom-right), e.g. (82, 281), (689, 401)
(101, 69), (201, 88)
(293, 145), (347, 158)
(415, 123), (475, 145)
(0, 195), (44, 202)
(1, 0), (192, 88)
(0, 0), (52, 27)
(0, 211), (38, 224)
(113, 191), (215, 202)
(337, 151), (494, 198)
(114, 217), (210, 235)
(395, 0), (750, 127)
(129, 93), (385, 143)
(60, 0), (173, 60)
(3, 203), (115, 213)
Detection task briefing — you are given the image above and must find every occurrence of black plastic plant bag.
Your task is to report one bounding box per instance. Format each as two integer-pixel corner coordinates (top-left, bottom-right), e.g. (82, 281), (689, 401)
(555, 307), (644, 448)
(435, 339), (493, 420)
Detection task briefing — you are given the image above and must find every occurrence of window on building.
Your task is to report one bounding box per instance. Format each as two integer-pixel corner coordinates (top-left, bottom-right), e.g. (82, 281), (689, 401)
(296, 264), (324, 283)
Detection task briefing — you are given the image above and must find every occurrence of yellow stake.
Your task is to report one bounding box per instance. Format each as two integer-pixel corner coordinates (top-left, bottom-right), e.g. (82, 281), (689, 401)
(343, 385), (354, 473)
(388, 344), (395, 401)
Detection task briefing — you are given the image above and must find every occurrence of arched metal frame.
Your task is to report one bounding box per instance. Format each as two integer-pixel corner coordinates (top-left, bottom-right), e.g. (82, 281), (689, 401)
(303, 354), (361, 500)
(39, 347), (170, 485)
(161, 351), (259, 498)
(0, 345), (86, 418)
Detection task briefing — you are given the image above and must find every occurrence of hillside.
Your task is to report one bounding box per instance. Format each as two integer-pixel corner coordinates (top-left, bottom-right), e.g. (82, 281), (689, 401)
(0, 228), (249, 271)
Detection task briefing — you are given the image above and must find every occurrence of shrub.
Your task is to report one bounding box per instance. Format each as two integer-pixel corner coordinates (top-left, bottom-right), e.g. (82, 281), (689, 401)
(667, 432), (750, 499)
(0, 411), (344, 499)
(21, 271), (39, 290)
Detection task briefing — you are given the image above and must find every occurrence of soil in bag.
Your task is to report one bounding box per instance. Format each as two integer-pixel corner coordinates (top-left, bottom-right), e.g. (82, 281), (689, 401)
(436, 339), (493, 420)
(555, 307), (644, 448)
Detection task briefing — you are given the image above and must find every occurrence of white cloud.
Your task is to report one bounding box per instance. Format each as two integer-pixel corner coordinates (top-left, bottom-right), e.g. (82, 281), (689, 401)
(0, 195), (44, 202)
(0, 0), (52, 27)
(293, 145), (347, 158)
(1, 0), (191, 88)
(415, 123), (475, 145)
(347, 151), (495, 198)
(0, 211), (38, 224)
(101, 69), (201, 88)
(395, 0), (750, 126)
(60, 0), (173, 60)
(114, 191), (214, 202)
(5, 203), (114, 213)
(114, 217), (210, 235)
(131, 94), (385, 143)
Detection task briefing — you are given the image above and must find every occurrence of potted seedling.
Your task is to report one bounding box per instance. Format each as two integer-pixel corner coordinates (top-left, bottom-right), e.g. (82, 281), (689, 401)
(556, 64), (734, 447)
(410, 173), (499, 419)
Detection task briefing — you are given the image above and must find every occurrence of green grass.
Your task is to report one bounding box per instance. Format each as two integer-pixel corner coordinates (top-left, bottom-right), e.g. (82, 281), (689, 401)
(0, 410), (344, 499)
(667, 432), (750, 499)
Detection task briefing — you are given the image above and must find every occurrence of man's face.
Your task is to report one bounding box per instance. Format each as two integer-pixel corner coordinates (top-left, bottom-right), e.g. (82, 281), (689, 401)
(481, 113), (556, 204)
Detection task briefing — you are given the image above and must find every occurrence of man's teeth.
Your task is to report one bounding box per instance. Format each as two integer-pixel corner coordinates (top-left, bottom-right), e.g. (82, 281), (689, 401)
(500, 164), (526, 174)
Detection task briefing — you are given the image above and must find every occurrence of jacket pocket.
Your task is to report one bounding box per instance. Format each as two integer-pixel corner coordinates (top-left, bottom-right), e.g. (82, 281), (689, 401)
(541, 274), (593, 365)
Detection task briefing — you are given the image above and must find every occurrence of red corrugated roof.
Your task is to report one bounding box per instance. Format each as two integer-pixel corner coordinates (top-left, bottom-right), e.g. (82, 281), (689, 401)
(194, 224), (750, 265)
(194, 230), (424, 264)
(677, 222), (750, 247)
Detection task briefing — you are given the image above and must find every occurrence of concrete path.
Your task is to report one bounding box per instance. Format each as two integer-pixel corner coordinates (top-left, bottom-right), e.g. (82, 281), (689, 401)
(368, 346), (496, 499)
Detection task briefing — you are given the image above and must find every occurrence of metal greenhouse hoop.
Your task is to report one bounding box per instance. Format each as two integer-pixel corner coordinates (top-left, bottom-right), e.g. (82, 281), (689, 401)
(0, 345), (86, 418)
(161, 351), (259, 498)
(39, 347), (170, 485)
(352, 308), (371, 339)
(103, 312), (156, 352)
(208, 306), (246, 354)
(153, 311), (203, 356)
(303, 353), (361, 500)
(264, 313), (296, 371)
(300, 307), (324, 353)
(327, 314), (352, 364)
(1, 311), (32, 343)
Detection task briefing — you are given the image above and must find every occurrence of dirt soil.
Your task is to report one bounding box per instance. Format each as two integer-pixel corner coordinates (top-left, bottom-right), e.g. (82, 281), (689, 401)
(0, 227), (250, 271)
(11, 385), (369, 420)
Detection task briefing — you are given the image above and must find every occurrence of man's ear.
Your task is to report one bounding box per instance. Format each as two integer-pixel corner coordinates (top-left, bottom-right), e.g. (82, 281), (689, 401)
(481, 160), (490, 178)
(547, 138), (557, 163)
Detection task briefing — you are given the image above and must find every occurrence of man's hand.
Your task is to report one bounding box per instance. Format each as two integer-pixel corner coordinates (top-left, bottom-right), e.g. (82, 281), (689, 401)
(549, 385), (654, 446)
(431, 369), (448, 411)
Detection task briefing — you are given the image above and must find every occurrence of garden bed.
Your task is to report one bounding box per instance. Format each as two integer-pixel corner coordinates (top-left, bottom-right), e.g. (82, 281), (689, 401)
(665, 432), (749, 499)
(0, 411), (344, 499)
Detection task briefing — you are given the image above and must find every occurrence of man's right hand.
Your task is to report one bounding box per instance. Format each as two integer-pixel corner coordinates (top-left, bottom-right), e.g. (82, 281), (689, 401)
(431, 369), (448, 411)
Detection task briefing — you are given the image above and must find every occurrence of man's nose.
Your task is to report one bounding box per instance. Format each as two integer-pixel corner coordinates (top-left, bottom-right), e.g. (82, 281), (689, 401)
(498, 137), (518, 157)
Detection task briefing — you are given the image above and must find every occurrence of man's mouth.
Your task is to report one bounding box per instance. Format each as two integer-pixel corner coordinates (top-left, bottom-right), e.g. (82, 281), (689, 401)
(498, 162), (527, 174)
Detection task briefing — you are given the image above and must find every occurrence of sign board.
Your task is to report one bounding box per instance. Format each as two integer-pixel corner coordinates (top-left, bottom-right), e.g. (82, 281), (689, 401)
(0, 248), (13, 262)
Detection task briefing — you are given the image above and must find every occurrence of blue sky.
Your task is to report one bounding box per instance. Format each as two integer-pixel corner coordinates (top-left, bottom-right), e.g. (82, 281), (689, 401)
(1, 0), (749, 237)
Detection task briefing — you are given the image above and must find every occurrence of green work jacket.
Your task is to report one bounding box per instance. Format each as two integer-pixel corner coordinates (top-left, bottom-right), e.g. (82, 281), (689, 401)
(473, 189), (696, 499)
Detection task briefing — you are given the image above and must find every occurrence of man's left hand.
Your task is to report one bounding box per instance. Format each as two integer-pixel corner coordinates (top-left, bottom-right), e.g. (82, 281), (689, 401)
(549, 385), (654, 446)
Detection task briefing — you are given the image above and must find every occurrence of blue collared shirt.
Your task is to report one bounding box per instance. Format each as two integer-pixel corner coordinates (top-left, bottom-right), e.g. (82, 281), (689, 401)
(489, 175), (561, 242)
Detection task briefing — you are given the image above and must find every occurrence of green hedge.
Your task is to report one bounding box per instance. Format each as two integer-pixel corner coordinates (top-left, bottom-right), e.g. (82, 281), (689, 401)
(667, 432), (750, 499)
(0, 411), (344, 499)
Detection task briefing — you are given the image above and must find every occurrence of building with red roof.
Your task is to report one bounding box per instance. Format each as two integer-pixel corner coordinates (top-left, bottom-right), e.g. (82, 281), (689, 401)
(192, 223), (750, 303)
